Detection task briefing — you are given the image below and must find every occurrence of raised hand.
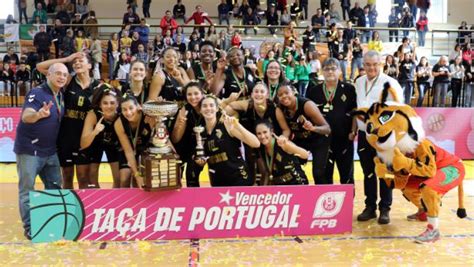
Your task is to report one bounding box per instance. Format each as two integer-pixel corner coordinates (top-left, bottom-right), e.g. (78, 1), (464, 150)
(216, 57), (227, 71)
(93, 116), (105, 135)
(177, 107), (188, 125)
(38, 101), (53, 119)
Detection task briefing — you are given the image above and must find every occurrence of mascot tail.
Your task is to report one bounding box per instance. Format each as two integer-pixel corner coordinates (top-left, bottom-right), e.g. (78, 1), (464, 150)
(457, 181), (467, 218)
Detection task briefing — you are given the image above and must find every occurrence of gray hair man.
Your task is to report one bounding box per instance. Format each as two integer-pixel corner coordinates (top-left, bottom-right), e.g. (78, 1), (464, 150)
(354, 51), (403, 225)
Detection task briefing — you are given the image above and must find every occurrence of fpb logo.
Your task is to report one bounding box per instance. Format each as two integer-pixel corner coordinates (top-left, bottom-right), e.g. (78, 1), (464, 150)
(311, 192), (346, 229)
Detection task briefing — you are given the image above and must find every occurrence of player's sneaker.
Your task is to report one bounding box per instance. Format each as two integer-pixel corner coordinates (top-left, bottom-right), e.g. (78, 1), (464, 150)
(414, 224), (440, 243)
(407, 210), (427, 221)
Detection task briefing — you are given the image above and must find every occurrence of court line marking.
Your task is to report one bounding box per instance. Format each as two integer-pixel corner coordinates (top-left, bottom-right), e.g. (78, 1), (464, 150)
(1, 234), (473, 246)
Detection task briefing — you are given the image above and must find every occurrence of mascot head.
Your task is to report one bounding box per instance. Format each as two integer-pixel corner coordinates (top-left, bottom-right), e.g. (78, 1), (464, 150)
(354, 82), (425, 163)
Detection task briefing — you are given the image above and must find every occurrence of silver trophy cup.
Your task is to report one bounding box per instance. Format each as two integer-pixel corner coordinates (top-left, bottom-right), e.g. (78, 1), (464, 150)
(142, 100), (179, 154)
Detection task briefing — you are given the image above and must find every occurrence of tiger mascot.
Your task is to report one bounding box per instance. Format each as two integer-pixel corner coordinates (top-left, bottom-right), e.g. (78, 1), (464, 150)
(354, 82), (467, 243)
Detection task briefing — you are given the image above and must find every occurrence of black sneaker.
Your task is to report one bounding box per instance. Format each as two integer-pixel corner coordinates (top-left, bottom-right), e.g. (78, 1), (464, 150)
(378, 210), (390, 224)
(357, 207), (377, 221)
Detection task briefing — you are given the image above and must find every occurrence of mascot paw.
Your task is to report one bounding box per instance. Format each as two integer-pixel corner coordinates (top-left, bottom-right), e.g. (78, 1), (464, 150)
(392, 148), (412, 172)
(374, 157), (388, 178)
(457, 208), (467, 218)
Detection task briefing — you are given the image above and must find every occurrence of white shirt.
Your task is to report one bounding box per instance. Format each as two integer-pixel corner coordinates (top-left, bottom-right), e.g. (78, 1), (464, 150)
(354, 72), (403, 131)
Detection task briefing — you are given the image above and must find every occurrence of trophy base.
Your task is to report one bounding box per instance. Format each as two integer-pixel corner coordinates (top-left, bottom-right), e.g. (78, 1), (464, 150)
(148, 146), (172, 154)
(140, 151), (182, 192)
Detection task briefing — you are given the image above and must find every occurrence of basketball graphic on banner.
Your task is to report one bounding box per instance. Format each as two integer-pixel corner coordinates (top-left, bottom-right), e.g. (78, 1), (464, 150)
(30, 190), (85, 243)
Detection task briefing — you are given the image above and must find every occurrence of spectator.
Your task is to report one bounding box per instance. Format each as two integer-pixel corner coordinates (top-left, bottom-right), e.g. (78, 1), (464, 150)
(300, 0), (308, 20)
(74, 30), (91, 53)
(462, 43), (473, 67)
(349, 1), (364, 26)
(185, 5), (213, 39)
(289, 0), (302, 24)
(122, 5), (140, 31)
(33, 25), (52, 62)
(284, 53), (297, 84)
(218, 0), (231, 25)
(18, 0), (28, 24)
(188, 31), (202, 51)
(383, 54), (398, 79)
(238, 0), (251, 19)
(343, 20), (356, 43)
(160, 10), (178, 37)
(15, 62), (67, 240)
(120, 30), (132, 54)
(327, 3), (341, 23)
(283, 21), (299, 49)
(311, 8), (325, 42)
(31, 2), (48, 24)
(280, 8), (291, 26)
(276, 0), (287, 13)
(107, 33), (120, 80)
(61, 29), (75, 58)
(330, 29), (349, 81)
(135, 18), (150, 46)
(450, 56), (465, 107)
(388, 8), (400, 42)
(416, 56), (431, 107)
(449, 44), (462, 64)
(302, 25), (316, 53)
(350, 37), (363, 81)
(0, 63), (15, 96)
(16, 62), (31, 96)
(340, 0), (351, 21)
(308, 50), (321, 81)
(397, 37), (416, 60)
(368, 31), (383, 52)
(64, 0), (75, 18)
(127, 0), (138, 13)
(398, 52), (416, 104)
(432, 56), (451, 107)
(3, 47), (20, 66)
(457, 21), (470, 45)
(76, 0), (89, 18)
(360, 6), (375, 43)
(90, 35), (102, 80)
(163, 30), (174, 47)
(321, 0), (330, 12)
(172, 35), (187, 55)
(206, 24), (219, 46)
(407, 0), (418, 24)
(266, 4), (279, 35)
(130, 31), (144, 56)
(400, 7), (414, 38)
(416, 11), (429, 47)
(50, 19), (67, 59)
(143, 0), (152, 18)
(173, 26), (186, 43)
(71, 13), (85, 36)
(114, 52), (131, 85)
(55, 4), (71, 24)
(243, 7), (259, 35)
(231, 30), (242, 48)
(173, 0), (187, 22)
(84, 10), (99, 39)
(6, 14), (18, 24)
(295, 55), (311, 96)
(134, 43), (150, 63)
(152, 34), (165, 56)
(216, 30), (229, 51)
(465, 58), (474, 107)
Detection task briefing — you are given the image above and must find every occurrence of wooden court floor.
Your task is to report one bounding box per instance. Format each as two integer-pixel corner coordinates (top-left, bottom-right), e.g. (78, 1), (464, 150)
(0, 163), (473, 266)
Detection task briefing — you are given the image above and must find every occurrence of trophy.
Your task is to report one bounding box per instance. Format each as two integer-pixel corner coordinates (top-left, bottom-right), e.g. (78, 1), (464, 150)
(193, 126), (205, 160)
(140, 101), (182, 191)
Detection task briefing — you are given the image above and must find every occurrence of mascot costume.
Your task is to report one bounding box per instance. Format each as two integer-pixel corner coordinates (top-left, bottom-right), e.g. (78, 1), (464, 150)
(354, 83), (467, 243)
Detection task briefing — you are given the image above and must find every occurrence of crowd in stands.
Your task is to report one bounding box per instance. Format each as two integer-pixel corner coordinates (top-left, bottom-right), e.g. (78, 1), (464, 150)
(1, 0), (474, 108)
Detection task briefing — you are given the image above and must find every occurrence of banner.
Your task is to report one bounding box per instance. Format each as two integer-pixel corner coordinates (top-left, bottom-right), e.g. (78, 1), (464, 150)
(19, 24), (43, 40)
(30, 185), (354, 243)
(0, 24), (20, 42)
(0, 108), (21, 162)
(1, 108), (473, 162)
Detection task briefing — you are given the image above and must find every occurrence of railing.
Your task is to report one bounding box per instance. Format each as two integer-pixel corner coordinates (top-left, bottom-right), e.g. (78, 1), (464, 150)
(431, 29), (473, 56)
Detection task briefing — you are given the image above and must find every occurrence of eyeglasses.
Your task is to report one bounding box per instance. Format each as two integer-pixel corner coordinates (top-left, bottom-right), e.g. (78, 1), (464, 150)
(323, 67), (338, 72)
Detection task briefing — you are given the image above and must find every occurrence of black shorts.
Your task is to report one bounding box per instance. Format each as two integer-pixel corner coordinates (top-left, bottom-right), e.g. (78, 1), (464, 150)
(88, 142), (121, 164)
(117, 152), (139, 170)
(57, 140), (90, 167)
